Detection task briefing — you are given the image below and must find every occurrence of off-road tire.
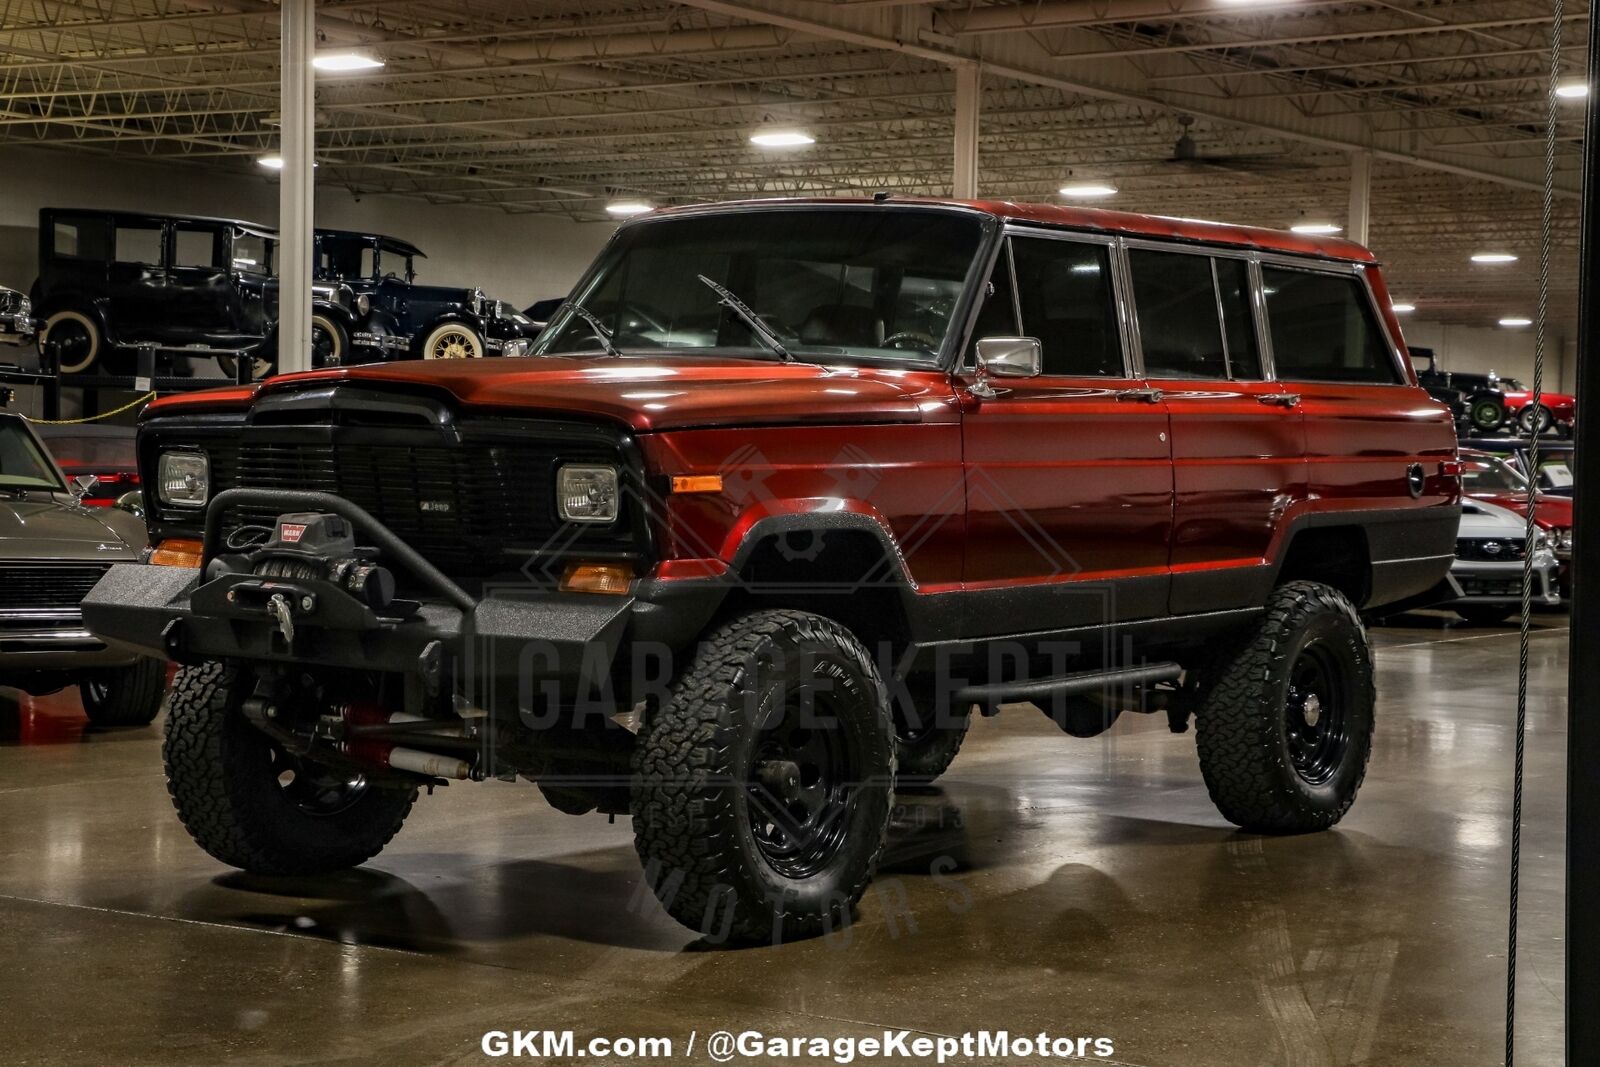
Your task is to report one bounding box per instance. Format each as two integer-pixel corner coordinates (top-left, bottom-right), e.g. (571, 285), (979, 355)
(164, 660), (416, 875)
(1195, 581), (1375, 833)
(631, 610), (896, 942)
(893, 701), (970, 784)
(78, 657), (167, 727)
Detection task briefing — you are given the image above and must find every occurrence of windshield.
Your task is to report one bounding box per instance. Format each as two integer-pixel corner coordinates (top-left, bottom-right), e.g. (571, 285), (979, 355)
(0, 419), (64, 491)
(1462, 457), (1526, 494)
(535, 208), (986, 363)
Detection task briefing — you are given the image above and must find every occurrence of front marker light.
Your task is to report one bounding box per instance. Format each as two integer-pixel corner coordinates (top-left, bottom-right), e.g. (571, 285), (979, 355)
(557, 464), (618, 523)
(157, 451), (210, 507)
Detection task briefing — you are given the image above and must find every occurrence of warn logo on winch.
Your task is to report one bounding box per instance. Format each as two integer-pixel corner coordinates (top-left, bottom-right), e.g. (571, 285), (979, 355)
(278, 522), (308, 544)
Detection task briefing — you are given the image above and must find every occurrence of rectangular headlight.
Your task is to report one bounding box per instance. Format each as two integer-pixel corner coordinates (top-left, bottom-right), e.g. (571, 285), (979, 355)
(557, 464), (618, 523)
(157, 451), (210, 507)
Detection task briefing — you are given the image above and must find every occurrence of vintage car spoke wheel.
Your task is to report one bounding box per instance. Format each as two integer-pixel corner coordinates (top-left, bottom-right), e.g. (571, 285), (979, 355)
(1194, 581), (1374, 833)
(422, 323), (484, 360)
(163, 660), (415, 875)
(43, 310), (100, 374)
(631, 609), (895, 942)
(310, 313), (346, 368)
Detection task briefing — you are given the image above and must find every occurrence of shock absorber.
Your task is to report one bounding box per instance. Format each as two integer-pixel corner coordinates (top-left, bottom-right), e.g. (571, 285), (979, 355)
(340, 703), (473, 781)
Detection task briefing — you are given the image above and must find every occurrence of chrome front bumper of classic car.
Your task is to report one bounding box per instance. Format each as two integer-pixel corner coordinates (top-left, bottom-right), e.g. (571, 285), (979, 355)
(1442, 554), (1562, 607)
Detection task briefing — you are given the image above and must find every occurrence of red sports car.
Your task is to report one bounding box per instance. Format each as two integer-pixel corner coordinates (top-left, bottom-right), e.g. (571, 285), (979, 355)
(1460, 448), (1573, 594)
(1494, 375), (1576, 437)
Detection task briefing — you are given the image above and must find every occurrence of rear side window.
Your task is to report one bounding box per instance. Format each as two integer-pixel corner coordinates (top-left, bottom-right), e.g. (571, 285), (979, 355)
(50, 216), (111, 261)
(1010, 236), (1122, 377)
(1130, 249), (1263, 380)
(1262, 267), (1401, 384)
(115, 222), (163, 266)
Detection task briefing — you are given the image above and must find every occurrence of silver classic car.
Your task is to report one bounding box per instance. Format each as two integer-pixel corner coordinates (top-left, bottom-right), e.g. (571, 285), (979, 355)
(0, 411), (166, 724)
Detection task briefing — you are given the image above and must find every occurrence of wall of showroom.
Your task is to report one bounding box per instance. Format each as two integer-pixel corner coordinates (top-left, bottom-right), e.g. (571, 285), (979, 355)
(0, 147), (613, 310)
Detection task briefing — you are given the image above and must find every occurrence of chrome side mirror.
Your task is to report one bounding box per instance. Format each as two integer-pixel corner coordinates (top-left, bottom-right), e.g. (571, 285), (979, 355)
(972, 336), (1043, 398)
(114, 490), (145, 519)
(72, 474), (99, 499)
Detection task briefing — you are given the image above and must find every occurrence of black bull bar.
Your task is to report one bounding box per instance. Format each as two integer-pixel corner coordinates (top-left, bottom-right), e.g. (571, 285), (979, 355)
(80, 488), (635, 686)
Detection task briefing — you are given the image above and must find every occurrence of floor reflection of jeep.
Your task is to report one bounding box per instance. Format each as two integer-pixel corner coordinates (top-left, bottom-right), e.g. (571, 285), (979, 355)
(83, 199), (1460, 942)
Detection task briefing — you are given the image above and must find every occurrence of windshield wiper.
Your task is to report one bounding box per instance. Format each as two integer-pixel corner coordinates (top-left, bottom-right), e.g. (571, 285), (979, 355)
(696, 275), (792, 362)
(556, 300), (621, 357)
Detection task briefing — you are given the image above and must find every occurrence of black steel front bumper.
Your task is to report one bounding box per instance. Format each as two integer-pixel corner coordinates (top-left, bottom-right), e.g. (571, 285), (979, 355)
(79, 488), (719, 694)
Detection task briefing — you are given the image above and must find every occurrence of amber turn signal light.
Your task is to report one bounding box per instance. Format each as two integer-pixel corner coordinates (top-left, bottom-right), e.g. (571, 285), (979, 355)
(671, 474), (723, 494)
(560, 562), (633, 595)
(149, 538), (204, 568)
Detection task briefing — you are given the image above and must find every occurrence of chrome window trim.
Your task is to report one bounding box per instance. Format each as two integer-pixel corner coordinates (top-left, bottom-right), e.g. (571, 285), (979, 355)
(1117, 237), (1271, 383)
(1002, 225), (1134, 380)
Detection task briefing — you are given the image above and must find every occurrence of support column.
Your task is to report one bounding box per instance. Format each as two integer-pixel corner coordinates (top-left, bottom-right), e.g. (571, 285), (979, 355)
(1347, 150), (1372, 247)
(953, 62), (980, 199)
(277, 0), (315, 375)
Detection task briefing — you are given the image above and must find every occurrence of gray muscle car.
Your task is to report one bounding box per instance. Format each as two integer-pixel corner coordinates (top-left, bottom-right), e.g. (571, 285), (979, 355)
(0, 411), (166, 725)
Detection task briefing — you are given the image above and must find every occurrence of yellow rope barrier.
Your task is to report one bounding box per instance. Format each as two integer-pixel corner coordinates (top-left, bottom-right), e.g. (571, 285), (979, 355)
(24, 391), (156, 425)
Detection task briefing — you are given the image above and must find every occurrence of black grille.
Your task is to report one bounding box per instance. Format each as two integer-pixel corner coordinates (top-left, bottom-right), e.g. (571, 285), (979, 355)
(0, 563), (109, 612)
(1456, 537), (1528, 562)
(197, 432), (631, 580)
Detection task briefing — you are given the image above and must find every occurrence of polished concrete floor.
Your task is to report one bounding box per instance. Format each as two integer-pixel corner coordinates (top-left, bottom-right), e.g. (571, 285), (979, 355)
(0, 612), (1569, 1066)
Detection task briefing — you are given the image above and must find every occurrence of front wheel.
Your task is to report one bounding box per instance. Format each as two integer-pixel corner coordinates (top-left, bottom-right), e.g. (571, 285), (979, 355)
(79, 657), (167, 727)
(1468, 394), (1507, 434)
(42, 309), (102, 374)
(631, 610), (896, 942)
(1194, 581), (1375, 833)
(419, 322), (485, 360)
(163, 660), (415, 875)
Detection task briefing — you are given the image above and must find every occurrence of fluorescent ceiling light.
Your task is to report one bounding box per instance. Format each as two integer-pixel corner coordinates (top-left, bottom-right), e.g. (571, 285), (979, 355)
(313, 52), (384, 72)
(1391, 303), (1416, 313)
(1499, 317), (1533, 327)
(750, 130), (814, 148)
(1060, 182), (1117, 198)
(257, 155), (284, 169)
(1291, 222), (1342, 235)
(1557, 81), (1590, 99)
(605, 201), (653, 217)
(1472, 252), (1518, 264)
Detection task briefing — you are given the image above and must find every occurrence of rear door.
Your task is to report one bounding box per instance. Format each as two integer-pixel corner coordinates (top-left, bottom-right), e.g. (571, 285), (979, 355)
(1124, 243), (1307, 614)
(957, 230), (1174, 638)
(166, 221), (232, 341)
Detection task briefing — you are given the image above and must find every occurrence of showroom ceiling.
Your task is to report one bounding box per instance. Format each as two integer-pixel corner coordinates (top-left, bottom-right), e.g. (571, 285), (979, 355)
(0, 0), (1586, 329)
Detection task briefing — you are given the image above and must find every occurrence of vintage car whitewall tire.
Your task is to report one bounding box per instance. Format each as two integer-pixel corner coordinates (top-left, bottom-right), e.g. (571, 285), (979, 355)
(420, 322), (484, 360)
(42, 309), (101, 374)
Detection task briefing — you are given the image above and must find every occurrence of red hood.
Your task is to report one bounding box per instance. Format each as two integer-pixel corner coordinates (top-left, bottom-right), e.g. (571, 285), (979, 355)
(143, 355), (960, 432)
(1469, 489), (1573, 529)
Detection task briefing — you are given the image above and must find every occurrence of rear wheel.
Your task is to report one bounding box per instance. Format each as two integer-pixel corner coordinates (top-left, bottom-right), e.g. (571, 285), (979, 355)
(1194, 581), (1375, 833)
(1517, 404), (1554, 436)
(78, 657), (167, 727)
(42, 310), (101, 374)
(893, 697), (970, 784)
(163, 660), (415, 875)
(631, 610), (895, 942)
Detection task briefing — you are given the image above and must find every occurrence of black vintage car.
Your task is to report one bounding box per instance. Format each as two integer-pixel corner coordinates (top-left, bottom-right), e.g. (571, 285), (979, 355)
(30, 209), (537, 379)
(1409, 346), (1508, 435)
(0, 410), (166, 725)
(312, 229), (539, 363)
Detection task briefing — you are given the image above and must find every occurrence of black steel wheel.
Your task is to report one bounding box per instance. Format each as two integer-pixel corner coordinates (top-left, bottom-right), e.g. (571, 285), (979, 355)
(1469, 395), (1507, 433)
(892, 692), (970, 784)
(631, 609), (896, 942)
(1195, 581), (1375, 832)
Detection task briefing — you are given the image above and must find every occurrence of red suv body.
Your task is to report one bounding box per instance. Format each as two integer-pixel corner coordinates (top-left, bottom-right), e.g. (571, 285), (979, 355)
(85, 199), (1459, 941)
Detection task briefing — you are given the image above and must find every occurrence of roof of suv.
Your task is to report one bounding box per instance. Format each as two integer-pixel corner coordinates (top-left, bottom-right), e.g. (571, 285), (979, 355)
(647, 197), (1378, 265)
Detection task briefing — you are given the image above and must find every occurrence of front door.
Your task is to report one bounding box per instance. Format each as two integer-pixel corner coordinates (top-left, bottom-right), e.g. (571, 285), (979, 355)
(1125, 244), (1307, 614)
(167, 221), (233, 343)
(108, 218), (167, 340)
(958, 232), (1174, 642)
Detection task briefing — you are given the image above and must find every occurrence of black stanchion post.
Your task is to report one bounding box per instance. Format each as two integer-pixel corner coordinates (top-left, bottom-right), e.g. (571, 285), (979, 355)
(1568, 10), (1600, 1064)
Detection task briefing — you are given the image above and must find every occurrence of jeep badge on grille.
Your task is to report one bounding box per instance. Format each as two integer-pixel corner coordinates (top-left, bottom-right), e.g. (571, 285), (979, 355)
(420, 500), (452, 513)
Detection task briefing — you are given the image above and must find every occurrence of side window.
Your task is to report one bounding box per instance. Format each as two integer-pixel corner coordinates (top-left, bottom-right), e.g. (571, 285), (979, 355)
(1010, 236), (1122, 377)
(114, 222), (163, 266)
(1129, 249), (1227, 379)
(1262, 267), (1402, 384)
(50, 216), (111, 261)
(1216, 257), (1262, 379)
(172, 225), (222, 269)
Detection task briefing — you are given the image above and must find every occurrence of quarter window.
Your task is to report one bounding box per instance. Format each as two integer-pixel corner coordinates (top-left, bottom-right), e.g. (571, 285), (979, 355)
(1009, 236), (1122, 377)
(1261, 267), (1401, 384)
